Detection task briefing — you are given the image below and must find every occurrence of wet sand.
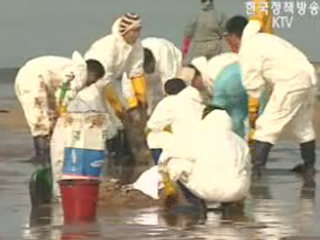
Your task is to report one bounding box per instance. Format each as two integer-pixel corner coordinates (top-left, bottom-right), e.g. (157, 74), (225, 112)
(2, 80), (320, 239)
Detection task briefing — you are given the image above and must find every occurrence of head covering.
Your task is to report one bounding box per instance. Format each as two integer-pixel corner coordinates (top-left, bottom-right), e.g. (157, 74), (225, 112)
(177, 67), (196, 86)
(62, 51), (87, 92)
(119, 13), (142, 35)
(191, 56), (211, 88)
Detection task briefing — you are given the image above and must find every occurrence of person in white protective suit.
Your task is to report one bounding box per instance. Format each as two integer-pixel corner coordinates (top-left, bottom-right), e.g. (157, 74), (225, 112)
(224, 16), (318, 177)
(84, 13), (147, 116)
(142, 37), (182, 114)
(14, 52), (103, 166)
(160, 108), (251, 208)
(132, 74), (206, 200)
(146, 78), (187, 164)
(146, 67), (206, 148)
(85, 13), (152, 167)
(50, 62), (118, 198)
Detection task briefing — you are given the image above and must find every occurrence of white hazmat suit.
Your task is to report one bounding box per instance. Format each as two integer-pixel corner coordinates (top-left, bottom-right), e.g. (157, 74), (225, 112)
(142, 37), (182, 114)
(15, 52), (88, 137)
(240, 21), (317, 145)
(84, 17), (144, 110)
(147, 86), (205, 149)
(239, 20), (318, 172)
(162, 110), (251, 203)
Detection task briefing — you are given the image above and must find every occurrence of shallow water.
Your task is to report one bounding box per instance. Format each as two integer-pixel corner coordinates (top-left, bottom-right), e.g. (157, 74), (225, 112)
(1, 70), (320, 240)
(4, 147), (317, 240)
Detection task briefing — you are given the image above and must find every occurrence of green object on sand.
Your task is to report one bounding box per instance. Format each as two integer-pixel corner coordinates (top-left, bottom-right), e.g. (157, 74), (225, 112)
(29, 166), (53, 206)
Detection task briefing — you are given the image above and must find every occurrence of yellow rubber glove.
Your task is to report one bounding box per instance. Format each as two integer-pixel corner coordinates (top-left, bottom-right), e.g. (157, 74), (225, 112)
(163, 125), (172, 133)
(250, 0), (273, 34)
(161, 171), (177, 208)
(249, 97), (260, 114)
(131, 74), (147, 105)
(248, 97), (260, 143)
(105, 84), (125, 120)
(58, 105), (67, 115)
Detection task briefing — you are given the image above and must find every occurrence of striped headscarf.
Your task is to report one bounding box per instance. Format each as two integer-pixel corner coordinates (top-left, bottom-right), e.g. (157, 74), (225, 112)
(119, 13), (142, 35)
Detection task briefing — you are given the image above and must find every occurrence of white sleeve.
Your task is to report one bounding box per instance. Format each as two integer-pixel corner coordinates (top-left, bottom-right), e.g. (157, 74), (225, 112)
(147, 98), (175, 131)
(128, 41), (144, 78)
(158, 44), (182, 84)
(85, 40), (116, 89)
(158, 52), (175, 84)
(241, 20), (261, 44)
(239, 42), (265, 99)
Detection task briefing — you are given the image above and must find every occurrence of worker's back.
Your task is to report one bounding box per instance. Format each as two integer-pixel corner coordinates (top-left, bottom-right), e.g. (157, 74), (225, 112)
(191, 9), (225, 42)
(240, 24), (316, 90)
(184, 110), (251, 202)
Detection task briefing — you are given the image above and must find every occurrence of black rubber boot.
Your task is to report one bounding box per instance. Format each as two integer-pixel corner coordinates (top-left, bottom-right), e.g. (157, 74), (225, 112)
(252, 140), (273, 178)
(292, 140), (316, 179)
(176, 181), (207, 216)
(33, 136), (51, 167)
(29, 136), (52, 206)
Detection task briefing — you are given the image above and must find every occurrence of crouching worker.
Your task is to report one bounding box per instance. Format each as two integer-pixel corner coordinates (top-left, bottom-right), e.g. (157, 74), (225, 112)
(159, 107), (252, 211)
(132, 75), (205, 200)
(15, 52), (91, 166)
(50, 60), (113, 199)
(146, 78), (187, 164)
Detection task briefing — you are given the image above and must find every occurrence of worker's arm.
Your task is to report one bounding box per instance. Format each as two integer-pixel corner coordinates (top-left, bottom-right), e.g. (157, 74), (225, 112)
(128, 42), (147, 108)
(158, 47), (177, 85)
(85, 39), (116, 90)
(218, 12), (229, 35)
(182, 16), (196, 60)
(86, 41), (128, 117)
(146, 98), (175, 133)
(105, 83), (124, 120)
(239, 40), (265, 132)
(248, 97), (260, 128)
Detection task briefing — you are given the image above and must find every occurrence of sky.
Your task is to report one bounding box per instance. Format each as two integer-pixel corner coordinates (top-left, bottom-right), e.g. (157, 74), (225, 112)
(0, 0), (319, 68)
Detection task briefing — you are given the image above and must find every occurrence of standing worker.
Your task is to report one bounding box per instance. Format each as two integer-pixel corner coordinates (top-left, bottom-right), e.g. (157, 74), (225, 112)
(14, 52), (102, 166)
(85, 13), (152, 174)
(142, 37), (182, 114)
(85, 13), (147, 114)
(224, 15), (318, 177)
(181, 0), (229, 63)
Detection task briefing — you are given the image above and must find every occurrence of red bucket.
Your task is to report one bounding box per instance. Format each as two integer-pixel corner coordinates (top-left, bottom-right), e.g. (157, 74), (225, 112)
(59, 179), (100, 223)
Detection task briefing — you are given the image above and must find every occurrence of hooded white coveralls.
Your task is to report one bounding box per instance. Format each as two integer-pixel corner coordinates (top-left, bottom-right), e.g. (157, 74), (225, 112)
(190, 53), (239, 96)
(14, 52), (88, 137)
(162, 110), (251, 203)
(84, 18), (144, 110)
(142, 37), (182, 113)
(133, 86), (205, 199)
(239, 21), (318, 144)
